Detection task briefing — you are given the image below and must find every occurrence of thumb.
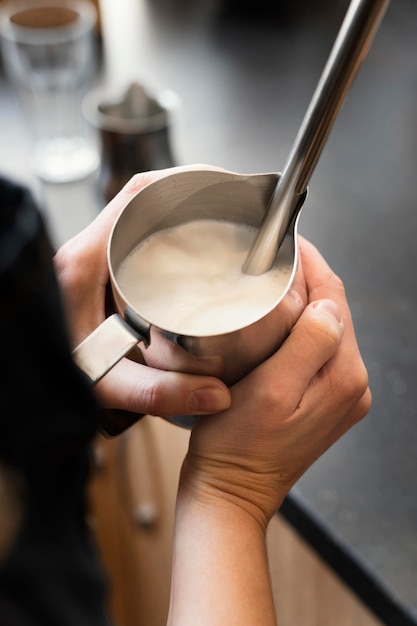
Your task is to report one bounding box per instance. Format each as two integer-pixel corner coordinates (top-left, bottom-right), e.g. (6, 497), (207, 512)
(289, 297), (343, 372)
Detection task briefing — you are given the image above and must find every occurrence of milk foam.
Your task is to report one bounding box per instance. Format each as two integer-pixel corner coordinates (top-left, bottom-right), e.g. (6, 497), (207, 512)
(116, 219), (292, 336)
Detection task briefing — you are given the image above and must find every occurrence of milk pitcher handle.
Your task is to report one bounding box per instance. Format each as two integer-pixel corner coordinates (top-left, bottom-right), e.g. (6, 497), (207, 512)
(72, 310), (151, 437)
(72, 311), (149, 384)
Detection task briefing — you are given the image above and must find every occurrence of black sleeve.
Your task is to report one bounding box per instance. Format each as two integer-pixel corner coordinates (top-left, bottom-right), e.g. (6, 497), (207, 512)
(0, 176), (111, 626)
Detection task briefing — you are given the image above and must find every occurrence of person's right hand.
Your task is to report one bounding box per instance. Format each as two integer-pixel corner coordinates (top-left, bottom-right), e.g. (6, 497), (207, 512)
(168, 236), (371, 626)
(179, 236), (371, 526)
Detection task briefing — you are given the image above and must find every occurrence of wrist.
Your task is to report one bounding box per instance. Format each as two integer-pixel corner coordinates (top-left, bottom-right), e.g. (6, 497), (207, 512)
(170, 460), (278, 626)
(178, 456), (286, 532)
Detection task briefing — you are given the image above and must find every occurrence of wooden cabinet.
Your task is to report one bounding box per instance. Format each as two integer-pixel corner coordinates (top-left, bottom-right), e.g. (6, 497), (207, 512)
(88, 417), (189, 626)
(267, 516), (383, 626)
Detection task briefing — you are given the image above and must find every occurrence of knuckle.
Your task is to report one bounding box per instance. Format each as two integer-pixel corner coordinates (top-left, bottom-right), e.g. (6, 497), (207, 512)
(134, 379), (164, 416)
(346, 361), (370, 401)
(329, 272), (346, 296)
(253, 378), (296, 416)
(330, 359), (371, 414)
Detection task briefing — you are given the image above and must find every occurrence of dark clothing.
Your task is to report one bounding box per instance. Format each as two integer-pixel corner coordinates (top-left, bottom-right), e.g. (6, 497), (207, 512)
(0, 177), (109, 625)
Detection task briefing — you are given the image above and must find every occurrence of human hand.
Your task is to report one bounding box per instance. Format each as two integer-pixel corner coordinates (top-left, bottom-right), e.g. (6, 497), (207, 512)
(54, 166), (233, 419)
(179, 237), (371, 527)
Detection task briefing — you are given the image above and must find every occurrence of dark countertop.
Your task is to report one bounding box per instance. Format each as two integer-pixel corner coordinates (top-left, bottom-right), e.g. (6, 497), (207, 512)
(1, 0), (416, 623)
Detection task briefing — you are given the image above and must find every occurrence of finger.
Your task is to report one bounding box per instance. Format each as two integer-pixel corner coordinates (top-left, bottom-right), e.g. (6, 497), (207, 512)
(299, 235), (364, 361)
(299, 237), (354, 335)
(299, 235), (369, 392)
(94, 357), (231, 417)
(298, 237), (345, 300)
(242, 299), (344, 415)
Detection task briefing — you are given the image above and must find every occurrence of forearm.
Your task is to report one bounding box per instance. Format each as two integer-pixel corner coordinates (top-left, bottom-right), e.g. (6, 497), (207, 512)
(167, 473), (277, 626)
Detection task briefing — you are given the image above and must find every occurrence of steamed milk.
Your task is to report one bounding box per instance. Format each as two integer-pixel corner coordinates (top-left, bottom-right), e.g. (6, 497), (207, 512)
(116, 219), (292, 336)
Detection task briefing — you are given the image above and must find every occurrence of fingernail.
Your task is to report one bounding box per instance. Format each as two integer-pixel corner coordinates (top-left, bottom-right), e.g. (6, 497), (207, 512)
(287, 289), (303, 306)
(312, 299), (342, 323)
(191, 387), (231, 413)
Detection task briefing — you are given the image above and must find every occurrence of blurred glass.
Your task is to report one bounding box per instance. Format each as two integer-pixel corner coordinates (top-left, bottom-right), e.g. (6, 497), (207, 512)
(0, 0), (100, 183)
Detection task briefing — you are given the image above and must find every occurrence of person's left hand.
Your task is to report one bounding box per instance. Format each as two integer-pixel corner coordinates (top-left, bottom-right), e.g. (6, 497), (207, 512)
(54, 167), (241, 419)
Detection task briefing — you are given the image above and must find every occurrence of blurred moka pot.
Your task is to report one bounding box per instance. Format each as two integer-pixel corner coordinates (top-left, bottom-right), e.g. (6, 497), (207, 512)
(83, 81), (179, 201)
